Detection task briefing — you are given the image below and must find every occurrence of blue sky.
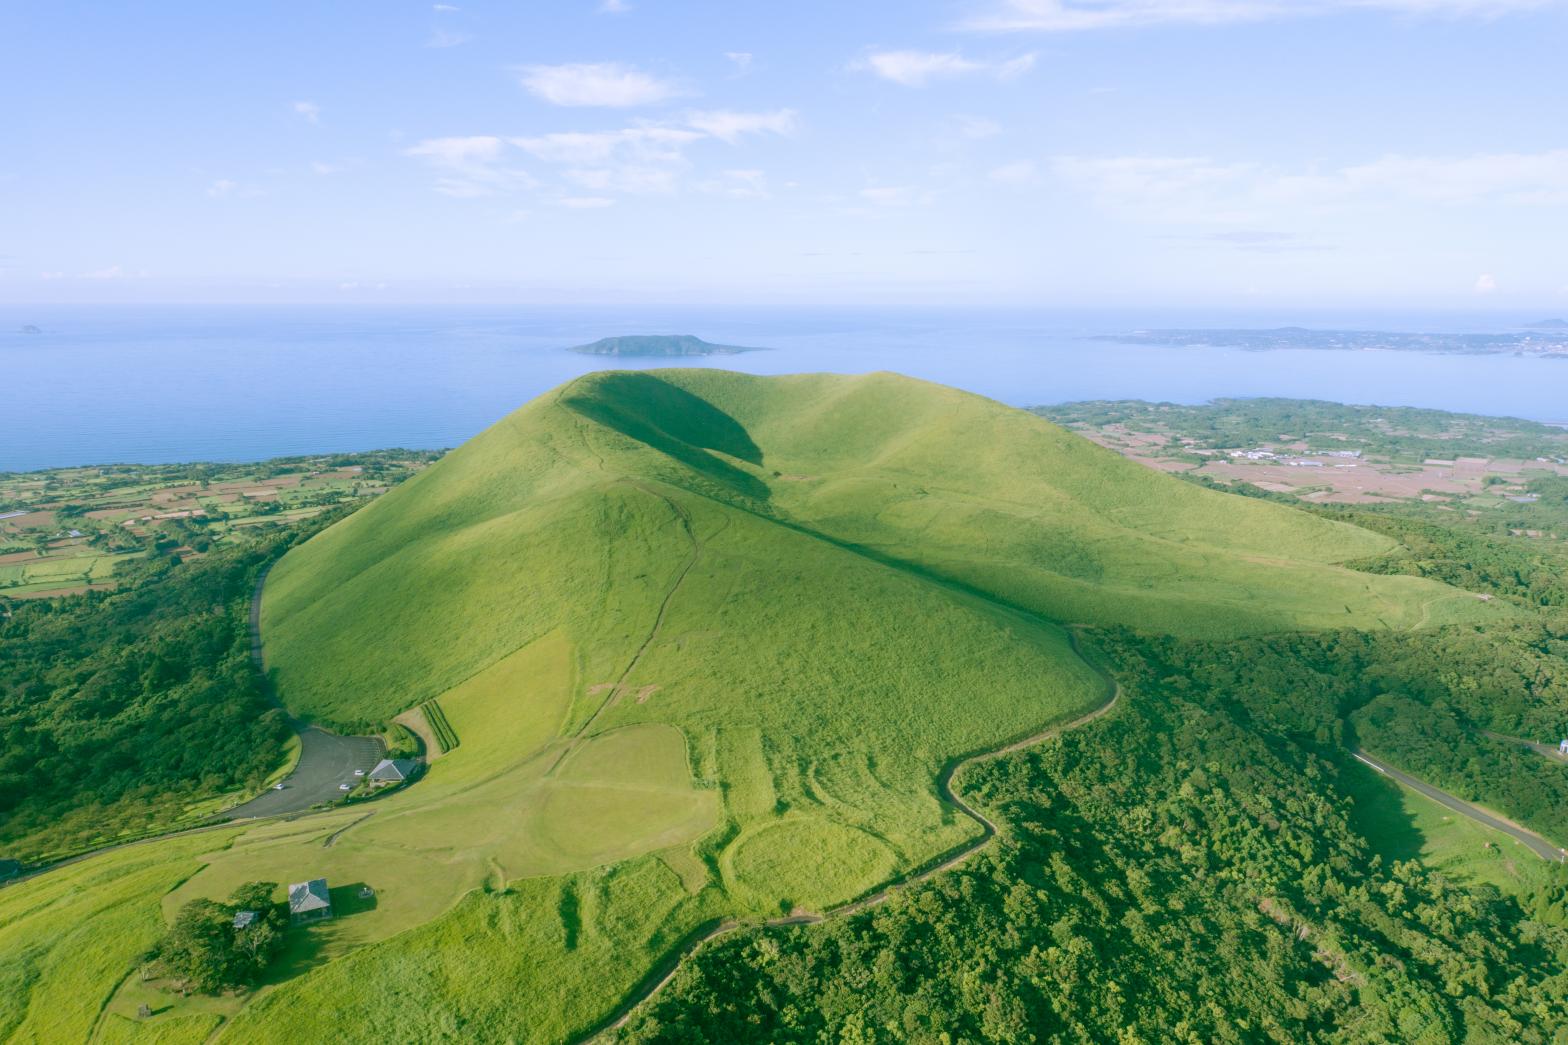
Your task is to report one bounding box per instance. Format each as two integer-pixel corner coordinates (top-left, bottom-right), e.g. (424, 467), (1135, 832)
(4, 0), (1566, 306)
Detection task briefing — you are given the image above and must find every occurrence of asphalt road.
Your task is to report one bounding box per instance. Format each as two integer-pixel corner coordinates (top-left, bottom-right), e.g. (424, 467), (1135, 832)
(222, 728), (384, 819)
(1352, 750), (1567, 863)
(225, 563), (385, 819)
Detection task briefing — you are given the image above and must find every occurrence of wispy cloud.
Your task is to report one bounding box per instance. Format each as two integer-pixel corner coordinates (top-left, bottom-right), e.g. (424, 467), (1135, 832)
(599, 0), (632, 12)
(859, 184), (932, 207)
(725, 51), (754, 73)
(1475, 272), (1499, 293)
(989, 159), (1038, 184)
(854, 50), (1035, 87)
(517, 62), (683, 107)
(963, 0), (1554, 32)
(684, 108), (797, 143)
(293, 100), (320, 124)
(699, 169), (771, 199)
(510, 127), (704, 165)
(206, 179), (237, 198)
(427, 29), (473, 48)
(408, 109), (796, 200)
(556, 196), (616, 208)
(403, 135), (536, 197)
(1051, 148), (1568, 224)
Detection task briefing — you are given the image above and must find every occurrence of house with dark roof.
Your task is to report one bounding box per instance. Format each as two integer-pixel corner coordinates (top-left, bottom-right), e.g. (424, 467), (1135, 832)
(288, 878), (333, 924)
(368, 758), (418, 785)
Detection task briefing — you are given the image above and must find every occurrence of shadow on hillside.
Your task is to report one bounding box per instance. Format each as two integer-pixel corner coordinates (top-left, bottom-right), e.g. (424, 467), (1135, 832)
(1338, 755), (1425, 864)
(564, 372), (770, 501)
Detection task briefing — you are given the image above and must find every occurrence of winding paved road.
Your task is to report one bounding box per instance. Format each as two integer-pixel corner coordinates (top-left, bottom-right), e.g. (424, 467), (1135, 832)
(1352, 749), (1566, 863)
(224, 563), (384, 818)
(571, 627), (1121, 1044)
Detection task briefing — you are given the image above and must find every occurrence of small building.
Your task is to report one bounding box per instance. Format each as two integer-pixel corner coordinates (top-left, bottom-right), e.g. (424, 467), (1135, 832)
(368, 758), (418, 785)
(288, 879), (333, 924)
(1559, 738), (1568, 756)
(233, 910), (259, 930)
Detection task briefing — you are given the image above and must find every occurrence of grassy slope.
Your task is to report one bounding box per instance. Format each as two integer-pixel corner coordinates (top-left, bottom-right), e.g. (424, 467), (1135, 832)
(3, 371), (1496, 1044)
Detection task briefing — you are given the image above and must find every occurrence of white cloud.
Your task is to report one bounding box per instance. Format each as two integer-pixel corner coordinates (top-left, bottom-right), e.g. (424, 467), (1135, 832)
(518, 62), (682, 107)
(293, 101), (320, 124)
(989, 159), (1038, 183)
(206, 178), (237, 198)
(1475, 273), (1499, 293)
(856, 50), (1035, 87)
(955, 115), (1003, 139)
(556, 196), (616, 208)
(1050, 149), (1568, 225)
(510, 127), (703, 165)
(963, 0), (1554, 32)
(684, 108), (797, 143)
(699, 169), (771, 199)
(427, 29), (472, 47)
(403, 136), (535, 197)
(405, 135), (505, 166)
(859, 185), (931, 207)
(599, 0), (631, 12)
(311, 160), (348, 175)
(565, 164), (680, 194)
(725, 51), (754, 72)
(83, 264), (126, 279)
(433, 3), (459, 10)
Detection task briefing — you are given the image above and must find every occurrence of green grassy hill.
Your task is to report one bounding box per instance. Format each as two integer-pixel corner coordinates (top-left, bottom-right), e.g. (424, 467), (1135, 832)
(264, 370), (1486, 728)
(1, 371), (1499, 1043)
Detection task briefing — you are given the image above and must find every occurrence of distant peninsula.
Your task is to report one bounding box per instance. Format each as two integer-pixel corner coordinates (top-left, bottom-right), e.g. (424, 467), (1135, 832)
(1089, 326), (1568, 358)
(568, 334), (766, 357)
(1526, 318), (1568, 329)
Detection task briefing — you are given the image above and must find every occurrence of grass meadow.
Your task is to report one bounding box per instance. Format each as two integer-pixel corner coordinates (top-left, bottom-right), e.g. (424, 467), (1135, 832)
(2, 370), (1499, 1042)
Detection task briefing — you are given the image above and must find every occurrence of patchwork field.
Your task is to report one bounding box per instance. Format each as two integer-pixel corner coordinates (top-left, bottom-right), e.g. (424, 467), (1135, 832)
(0, 371), (1498, 1042)
(0, 452), (436, 598)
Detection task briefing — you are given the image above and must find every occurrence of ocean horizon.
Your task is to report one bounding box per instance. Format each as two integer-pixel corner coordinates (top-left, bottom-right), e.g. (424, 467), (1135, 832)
(5, 304), (1566, 472)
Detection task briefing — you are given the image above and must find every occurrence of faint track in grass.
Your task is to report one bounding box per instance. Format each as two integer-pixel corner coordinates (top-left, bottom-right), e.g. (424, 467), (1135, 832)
(571, 625), (1121, 1044)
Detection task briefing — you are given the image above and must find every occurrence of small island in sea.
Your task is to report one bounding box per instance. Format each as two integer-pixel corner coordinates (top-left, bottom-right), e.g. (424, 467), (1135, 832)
(1526, 318), (1568, 329)
(567, 333), (766, 357)
(18, 324), (42, 335)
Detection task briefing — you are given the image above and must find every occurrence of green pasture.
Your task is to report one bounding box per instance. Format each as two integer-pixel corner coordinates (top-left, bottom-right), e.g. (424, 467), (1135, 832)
(3, 371), (1499, 1043)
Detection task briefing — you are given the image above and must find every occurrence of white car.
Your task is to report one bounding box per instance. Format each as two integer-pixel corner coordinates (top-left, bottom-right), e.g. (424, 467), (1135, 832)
(273, 783), (285, 790)
(339, 783), (352, 791)
(353, 769), (366, 777)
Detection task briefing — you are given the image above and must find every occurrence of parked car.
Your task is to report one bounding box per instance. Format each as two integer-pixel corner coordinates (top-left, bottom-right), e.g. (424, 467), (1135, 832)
(273, 783), (286, 790)
(339, 783), (352, 791)
(354, 769), (366, 776)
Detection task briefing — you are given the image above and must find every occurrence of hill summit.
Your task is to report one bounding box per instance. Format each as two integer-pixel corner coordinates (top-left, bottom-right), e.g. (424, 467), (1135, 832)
(567, 333), (764, 356)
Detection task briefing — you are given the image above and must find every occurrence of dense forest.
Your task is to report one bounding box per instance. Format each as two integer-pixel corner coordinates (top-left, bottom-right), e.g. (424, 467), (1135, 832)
(620, 651), (1568, 1043)
(0, 529), (304, 863)
(620, 483), (1568, 1043)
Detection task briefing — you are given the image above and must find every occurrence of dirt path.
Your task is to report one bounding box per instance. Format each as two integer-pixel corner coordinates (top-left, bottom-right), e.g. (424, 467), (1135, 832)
(572, 626), (1121, 1044)
(1352, 749), (1566, 862)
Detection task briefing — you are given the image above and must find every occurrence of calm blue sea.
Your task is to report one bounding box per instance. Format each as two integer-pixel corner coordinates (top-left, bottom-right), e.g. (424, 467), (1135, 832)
(3, 305), (1565, 472)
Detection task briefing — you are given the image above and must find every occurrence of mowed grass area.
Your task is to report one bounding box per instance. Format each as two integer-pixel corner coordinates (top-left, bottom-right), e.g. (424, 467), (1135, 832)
(5, 371), (1496, 1043)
